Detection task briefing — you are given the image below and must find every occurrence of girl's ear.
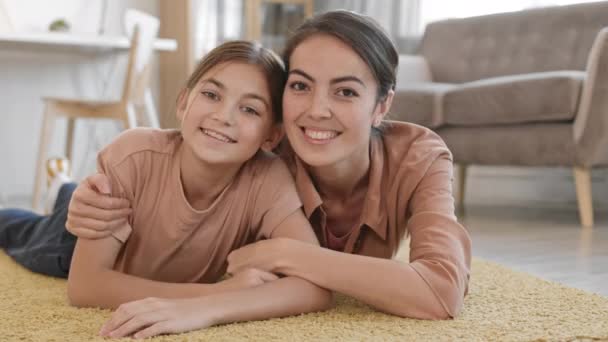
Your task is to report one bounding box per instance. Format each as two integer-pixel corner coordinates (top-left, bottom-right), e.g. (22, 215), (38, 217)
(175, 88), (189, 121)
(372, 89), (395, 127)
(261, 124), (285, 152)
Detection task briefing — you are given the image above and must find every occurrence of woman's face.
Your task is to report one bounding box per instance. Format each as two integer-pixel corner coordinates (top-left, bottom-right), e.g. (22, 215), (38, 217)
(282, 34), (389, 168)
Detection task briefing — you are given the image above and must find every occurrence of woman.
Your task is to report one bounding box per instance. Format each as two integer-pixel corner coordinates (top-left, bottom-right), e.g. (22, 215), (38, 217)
(66, 10), (471, 336)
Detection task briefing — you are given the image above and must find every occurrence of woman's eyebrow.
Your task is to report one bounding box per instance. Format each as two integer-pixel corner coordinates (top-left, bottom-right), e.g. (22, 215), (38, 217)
(289, 69), (365, 87)
(330, 76), (365, 87)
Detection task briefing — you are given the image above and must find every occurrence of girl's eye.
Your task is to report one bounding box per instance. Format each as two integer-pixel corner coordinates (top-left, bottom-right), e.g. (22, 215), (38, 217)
(202, 91), (219, 101)
(242, 106), (259, 116)
(289, 81), (309, 92)
(337, 88), (358, 97)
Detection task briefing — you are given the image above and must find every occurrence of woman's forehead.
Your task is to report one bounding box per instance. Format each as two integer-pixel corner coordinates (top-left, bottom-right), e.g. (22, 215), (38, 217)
(289, 35), (374, 82)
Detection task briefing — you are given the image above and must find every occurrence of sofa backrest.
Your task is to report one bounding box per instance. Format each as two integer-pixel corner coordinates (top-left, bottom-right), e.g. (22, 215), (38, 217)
(418, 1), (608, 83)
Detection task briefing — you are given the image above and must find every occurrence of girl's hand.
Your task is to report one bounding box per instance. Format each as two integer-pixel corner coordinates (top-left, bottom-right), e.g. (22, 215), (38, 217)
(99, 297), (216, 339)
(227, 238), (292, 275)
(66, 173), (132, 239)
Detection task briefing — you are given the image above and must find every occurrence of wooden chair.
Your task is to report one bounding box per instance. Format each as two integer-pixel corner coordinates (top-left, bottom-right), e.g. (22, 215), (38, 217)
(32, 9), (160, 210)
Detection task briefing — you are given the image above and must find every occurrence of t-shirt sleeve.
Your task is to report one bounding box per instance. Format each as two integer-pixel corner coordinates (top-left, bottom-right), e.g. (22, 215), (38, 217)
(251, 158), (303, 240)
(96, 144), (137, 244)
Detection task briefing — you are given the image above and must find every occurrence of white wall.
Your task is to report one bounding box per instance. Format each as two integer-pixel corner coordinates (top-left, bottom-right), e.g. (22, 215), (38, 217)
(0, 0), (159, 207)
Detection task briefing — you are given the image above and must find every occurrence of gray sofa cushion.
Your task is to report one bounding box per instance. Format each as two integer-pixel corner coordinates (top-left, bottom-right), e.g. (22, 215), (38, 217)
(438, 123), (577, 166)
(443, 71), (584, 126)
(390, 83), (453, 128)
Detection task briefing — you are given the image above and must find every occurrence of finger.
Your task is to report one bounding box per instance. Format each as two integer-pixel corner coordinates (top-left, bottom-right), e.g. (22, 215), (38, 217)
(73, 183), (130, 210)
(100, 301), (148, 336)
(66, 216), (126, 233)
(108, 312), (166, 339)
(69, 204), (131, 222)
(257, 270), (280, 282)
(87, 173), (112, 195)
(133, 321), (173, 339)
(66, 227), (112, 240)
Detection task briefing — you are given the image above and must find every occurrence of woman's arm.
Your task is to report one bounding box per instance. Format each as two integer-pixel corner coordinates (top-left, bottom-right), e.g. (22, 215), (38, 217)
(228, 156), (471, 320)
(67, 236), (277, 309)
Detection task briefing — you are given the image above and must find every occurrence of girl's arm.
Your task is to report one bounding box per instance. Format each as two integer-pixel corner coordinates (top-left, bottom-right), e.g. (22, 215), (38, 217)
(66, 236), (276, 309)
(100, 209), (333, 339)
(228, 156), (471, 320)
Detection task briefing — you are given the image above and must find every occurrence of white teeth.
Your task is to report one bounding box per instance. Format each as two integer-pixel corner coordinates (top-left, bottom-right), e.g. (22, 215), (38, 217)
(304, 128), (338, 140)
(202, 129), (235, 143)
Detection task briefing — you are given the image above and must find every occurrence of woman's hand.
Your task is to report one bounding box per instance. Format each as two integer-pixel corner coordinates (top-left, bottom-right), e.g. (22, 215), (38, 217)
(228, 238), (299, 275)
(66, 173), (132, 239)
(99, 297), (216, 339)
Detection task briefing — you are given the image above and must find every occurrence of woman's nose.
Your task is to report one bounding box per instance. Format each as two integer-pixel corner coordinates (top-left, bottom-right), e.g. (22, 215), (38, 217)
(308, 91), (331, 120)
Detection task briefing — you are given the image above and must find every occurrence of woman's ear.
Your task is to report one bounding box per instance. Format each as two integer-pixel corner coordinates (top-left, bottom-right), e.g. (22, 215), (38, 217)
(175, 88), (189, 121)
(261, 124), (285, 152)
(373, 89), (395, 127)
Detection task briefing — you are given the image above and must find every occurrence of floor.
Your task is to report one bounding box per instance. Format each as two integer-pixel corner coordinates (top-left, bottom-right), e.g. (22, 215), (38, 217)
(461, 204), (608, 297)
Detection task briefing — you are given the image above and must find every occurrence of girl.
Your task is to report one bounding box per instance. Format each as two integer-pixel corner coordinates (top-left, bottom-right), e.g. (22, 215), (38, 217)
(0, 41), (331, 338)
(67, 9), (472, 337)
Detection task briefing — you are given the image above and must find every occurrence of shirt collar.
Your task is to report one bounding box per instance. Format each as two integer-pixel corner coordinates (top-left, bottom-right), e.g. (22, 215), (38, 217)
(292, 136), (388, 241)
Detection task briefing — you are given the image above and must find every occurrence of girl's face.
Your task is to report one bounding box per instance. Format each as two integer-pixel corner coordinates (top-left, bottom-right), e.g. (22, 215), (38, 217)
(282, 34), (392, 168)
(177, 62), (280, 167)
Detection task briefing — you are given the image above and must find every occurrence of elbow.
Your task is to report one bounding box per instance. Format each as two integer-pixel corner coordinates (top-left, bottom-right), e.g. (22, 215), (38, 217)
(67, 270), (101, 308)
(310, 286), (335, 312)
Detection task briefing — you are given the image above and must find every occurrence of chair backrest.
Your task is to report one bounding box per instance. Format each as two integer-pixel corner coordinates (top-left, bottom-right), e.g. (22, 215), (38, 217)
(418, 1), (608, 83)
(121, 9), (159, 105)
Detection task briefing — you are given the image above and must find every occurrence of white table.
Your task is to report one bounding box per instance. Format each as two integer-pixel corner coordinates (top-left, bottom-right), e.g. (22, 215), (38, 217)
(0, 33), (177, 206)
(0, 32), (177, 53)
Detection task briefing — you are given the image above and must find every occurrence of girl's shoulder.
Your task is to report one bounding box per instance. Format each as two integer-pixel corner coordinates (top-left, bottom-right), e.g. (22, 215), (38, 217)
(99, 128), (181, 167)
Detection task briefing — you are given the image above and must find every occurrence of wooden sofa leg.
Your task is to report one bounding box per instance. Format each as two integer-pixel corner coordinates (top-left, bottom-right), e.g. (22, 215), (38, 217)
(573, 167), (594, 228)
(456, 164), (467, 209)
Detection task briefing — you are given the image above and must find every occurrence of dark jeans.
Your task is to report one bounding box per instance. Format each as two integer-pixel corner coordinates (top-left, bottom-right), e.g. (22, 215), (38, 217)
(0, 183), (77, 278)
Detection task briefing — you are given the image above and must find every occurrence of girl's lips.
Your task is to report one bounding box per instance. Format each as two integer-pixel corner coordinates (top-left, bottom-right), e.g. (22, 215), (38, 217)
(200, 128), (237, 143)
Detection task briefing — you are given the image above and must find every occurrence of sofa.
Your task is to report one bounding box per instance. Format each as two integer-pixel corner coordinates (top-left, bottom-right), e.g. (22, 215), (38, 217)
(391, 1), (608, 227)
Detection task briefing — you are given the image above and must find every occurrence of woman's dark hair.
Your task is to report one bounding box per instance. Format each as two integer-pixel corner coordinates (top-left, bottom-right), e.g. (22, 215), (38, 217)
(185, 40), (286, 122)
(283, 10), (399, 102)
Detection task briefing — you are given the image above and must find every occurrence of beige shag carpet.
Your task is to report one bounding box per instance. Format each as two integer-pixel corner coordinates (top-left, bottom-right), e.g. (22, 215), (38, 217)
(1, 252), (607, 342)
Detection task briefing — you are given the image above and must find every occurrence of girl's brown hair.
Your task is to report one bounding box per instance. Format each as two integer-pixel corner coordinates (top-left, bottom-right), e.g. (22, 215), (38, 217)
(185, 40), (286, 122)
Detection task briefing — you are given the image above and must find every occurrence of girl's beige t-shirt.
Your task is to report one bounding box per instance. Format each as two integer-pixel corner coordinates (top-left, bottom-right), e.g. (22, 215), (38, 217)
(96, 128), (303, 284)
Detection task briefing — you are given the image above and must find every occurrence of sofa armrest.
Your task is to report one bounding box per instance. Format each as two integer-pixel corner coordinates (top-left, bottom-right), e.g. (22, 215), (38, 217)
(395, 55), (433, 90)
(573, 27), (608, 166)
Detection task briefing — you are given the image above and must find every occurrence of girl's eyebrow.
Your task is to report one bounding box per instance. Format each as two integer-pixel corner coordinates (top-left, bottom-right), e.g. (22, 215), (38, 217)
(201, 78), (269, 110)
(289, 69), (366, 88)
(200, 78), (224, 89)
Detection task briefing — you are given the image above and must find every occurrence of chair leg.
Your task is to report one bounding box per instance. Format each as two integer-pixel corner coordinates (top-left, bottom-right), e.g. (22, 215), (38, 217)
(126, 102), (137, 129)
(456, 164), (468, 209)
(143, 88), (160, 128)
(66, 118), (75, 162)
(573, 167), (594, 228)
(32, 106), (55, 211)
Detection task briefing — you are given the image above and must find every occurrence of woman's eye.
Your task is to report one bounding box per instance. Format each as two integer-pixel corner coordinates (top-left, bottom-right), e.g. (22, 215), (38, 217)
(337, 88), (358, 97)
(202, 91), (219, 100)
(242, 106), (259, 116)
(289, 81), (309, 91)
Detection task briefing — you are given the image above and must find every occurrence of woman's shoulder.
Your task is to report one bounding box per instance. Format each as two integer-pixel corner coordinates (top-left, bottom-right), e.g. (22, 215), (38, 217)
(99, 128), (181, 167)
(380, 121), (452, 164)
